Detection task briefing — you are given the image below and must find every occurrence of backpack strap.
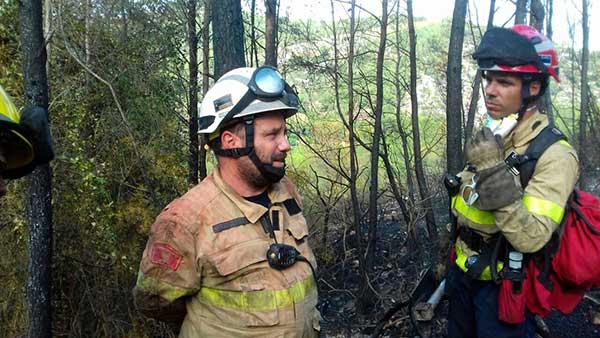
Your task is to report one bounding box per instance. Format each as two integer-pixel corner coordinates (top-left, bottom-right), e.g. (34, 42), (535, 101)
(507, 125), (567, 188)
(502, 125), (568, 290)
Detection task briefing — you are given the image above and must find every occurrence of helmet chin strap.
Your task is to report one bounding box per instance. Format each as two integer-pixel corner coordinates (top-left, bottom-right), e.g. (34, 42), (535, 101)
(516, 77), (538, 120)
(213, 116), (285, 184)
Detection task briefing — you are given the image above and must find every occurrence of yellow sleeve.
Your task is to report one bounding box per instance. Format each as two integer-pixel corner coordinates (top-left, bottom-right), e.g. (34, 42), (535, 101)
(494, 142), (579, 252)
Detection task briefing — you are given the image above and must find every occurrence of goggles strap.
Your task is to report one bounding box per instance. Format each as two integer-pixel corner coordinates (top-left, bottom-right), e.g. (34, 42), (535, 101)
(220, 89), (256, 127)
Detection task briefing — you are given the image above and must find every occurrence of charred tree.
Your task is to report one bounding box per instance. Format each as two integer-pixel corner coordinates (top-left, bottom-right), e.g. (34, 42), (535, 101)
(265, 0), (278, 66)
(465, 0), (495, 147)
(188, 0), (199, 187)
(579, 0), (590, 188)
(211, 0), (245, 78)
(407, 0), (437, 239)
(19, 0), (53, 337)
(515, 0), (528, 24)
(199, 0), (211, 180)
(445, 0), (468, 174)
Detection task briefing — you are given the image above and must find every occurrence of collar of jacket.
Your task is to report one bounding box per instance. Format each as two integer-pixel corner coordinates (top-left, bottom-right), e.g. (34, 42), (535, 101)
(505, 111), (549, 150)
(212, 168), (295, 224)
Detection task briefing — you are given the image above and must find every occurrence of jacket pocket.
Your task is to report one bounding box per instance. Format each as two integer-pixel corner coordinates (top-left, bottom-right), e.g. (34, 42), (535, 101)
(203, 238), (280, 327)
(210, 238), (269, 277)
(286, 217), (309, 244)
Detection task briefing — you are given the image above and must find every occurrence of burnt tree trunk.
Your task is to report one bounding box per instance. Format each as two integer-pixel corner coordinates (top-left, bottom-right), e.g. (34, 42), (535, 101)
(465, 0), (495, 147)
(407, 0), (437, 239)
(265, 0), (278, 66)
(515, 0), (528, 24)
(19, 0), (53, 337)
(445, 0), (468, 175)
(579, 0), (590, 188)
(188, 0), (199, 187)
(199, 0), (210, 180)
(211, 0), (245, 78)
(365, 0), (388, 293)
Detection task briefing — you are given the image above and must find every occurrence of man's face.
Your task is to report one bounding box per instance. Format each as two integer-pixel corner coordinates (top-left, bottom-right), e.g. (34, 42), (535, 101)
(483, 71), (524, 119)
(237, 111), (291, 188)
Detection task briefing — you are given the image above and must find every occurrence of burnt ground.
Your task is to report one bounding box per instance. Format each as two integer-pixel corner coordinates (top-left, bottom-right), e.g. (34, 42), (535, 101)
(313, 218), (600, 338)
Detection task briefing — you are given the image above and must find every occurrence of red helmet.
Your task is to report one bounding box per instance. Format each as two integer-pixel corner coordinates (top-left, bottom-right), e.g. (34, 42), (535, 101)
(473, 24), (560, 82)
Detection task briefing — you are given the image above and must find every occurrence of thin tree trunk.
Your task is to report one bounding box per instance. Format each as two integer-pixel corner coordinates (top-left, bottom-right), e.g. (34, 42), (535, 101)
(515, 0), (528, 24)
(407, 0), (437, 239)
(188, 0), (199, 187)
(19, 0), (52, 337)
(446, 0), (468, 175)
(529, 0), (553, 121)
(265, 0), (278, 66)
(569, 18), (576, 139)
(344, 0), (369, 314)
(546, 0), (553, 39)
(394, 0), (415, 224)
(579, 0), (589, 188)
(44, 0), (51, 78)
(366, 0), (388, 277)
(530, 0), (544, 29)
(250, 0), (257, 66)
(199, 0), (210, 180)
(465, 0), (495, 146)
(211, 0), (245, 78)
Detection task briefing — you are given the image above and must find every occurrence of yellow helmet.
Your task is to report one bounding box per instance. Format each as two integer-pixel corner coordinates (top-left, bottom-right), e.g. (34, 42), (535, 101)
(0, 85), (35, 171)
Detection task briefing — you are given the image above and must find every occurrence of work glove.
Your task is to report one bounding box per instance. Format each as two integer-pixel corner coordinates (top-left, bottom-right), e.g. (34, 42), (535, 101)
(475, 164), (522, 210)
(465, 128), (504, 171)
(465, 128), (521, 210)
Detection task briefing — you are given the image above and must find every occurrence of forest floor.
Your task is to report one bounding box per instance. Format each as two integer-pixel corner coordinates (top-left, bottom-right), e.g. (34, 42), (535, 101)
(315, 214), (600, 338)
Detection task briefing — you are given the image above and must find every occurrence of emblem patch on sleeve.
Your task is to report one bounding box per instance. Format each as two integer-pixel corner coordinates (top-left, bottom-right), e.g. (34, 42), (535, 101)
(150, 242), (183, 271)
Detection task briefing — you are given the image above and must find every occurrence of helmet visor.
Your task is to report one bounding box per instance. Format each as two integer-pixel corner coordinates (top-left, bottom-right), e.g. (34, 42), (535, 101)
(220, 66), (298, 126)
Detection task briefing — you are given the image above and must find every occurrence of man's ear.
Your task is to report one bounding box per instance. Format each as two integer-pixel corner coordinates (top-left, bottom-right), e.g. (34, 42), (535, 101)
(529, 79), (541, 97)
(221, 129), (243, 149)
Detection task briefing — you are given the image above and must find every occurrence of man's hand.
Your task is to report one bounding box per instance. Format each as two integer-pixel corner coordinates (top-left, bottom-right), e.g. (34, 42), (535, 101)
(465, 128), (504, 171)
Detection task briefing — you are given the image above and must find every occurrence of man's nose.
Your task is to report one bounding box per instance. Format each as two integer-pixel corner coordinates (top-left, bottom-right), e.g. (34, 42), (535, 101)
(485, 81), (498, 97)
(279, 135), (291, 152)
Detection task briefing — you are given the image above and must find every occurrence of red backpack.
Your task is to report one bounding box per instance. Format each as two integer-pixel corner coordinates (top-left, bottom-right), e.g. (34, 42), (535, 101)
(506, 126), (600, 318)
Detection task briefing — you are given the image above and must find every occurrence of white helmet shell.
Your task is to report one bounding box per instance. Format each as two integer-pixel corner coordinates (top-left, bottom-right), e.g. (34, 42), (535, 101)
(198, 67), (297, 134)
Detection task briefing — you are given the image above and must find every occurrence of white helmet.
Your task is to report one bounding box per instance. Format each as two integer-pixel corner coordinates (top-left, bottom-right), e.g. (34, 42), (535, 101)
(198, 66), (298, 136)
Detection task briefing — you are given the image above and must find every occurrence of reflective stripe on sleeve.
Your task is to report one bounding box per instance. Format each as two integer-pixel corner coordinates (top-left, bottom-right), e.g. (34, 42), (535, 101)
(197, 276), (315, 312)
(136, 272), (197, 302)
(522, 195), (565, 223)
(452, 195), (495, 225)
(454, 241), (503, 281)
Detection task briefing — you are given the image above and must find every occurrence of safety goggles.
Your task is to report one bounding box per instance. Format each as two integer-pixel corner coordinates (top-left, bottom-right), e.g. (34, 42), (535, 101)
(221, 66), (298, 125)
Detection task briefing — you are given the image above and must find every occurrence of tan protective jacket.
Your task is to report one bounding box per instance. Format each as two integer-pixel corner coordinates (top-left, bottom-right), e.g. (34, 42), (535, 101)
(452, 112), (579, 278)
(133, 168), (320, 337)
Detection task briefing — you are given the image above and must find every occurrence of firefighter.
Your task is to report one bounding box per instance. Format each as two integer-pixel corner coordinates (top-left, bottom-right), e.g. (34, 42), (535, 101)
(0, 84), (54, 196)
(133, 66), (321, 337)
(446, 25), (578, 338)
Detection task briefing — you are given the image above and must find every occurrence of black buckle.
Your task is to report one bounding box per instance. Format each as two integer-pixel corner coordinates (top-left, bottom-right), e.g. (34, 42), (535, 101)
(504, 151), (521, 176)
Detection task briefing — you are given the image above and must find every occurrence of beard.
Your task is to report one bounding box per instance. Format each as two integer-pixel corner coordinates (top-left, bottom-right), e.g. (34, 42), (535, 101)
(238, 150), (287, 189)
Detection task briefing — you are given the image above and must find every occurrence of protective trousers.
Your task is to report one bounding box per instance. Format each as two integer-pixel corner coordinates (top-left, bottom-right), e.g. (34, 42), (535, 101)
(446, 265), (536, 338)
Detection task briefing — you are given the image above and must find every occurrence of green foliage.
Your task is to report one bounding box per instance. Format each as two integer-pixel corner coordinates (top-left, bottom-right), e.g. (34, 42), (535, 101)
(1, 1), (599, 336)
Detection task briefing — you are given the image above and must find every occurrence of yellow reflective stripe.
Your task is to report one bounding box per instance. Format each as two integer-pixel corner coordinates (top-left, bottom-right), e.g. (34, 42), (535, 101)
(452, 195), (495, 225)
(136, 272), (197, 302)
(559, 140), (571, 147)
(198, 276), (315, 312)
(523, 195), (564, 223)
(454, 242), (503, 281)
